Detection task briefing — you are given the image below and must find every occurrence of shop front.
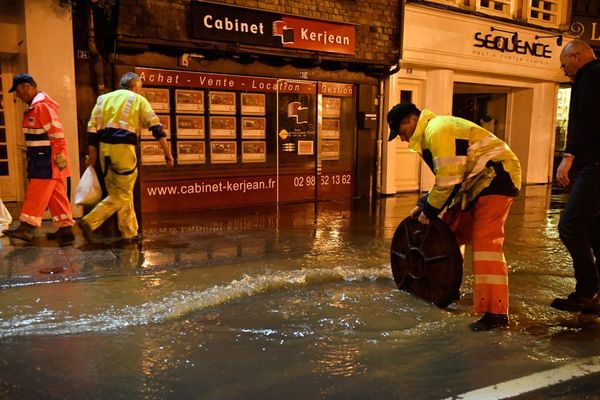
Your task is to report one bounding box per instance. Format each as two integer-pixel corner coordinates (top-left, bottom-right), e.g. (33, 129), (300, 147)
(382, 4), (567, 194)
(75, 0), (401, 213)
(136, 68), (356, 212)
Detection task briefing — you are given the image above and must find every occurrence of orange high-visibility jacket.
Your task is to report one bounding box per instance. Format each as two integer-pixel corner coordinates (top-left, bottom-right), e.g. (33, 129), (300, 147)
(22, 92), (71, 180)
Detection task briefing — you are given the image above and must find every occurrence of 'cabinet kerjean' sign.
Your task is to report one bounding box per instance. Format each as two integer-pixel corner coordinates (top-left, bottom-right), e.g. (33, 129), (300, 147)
(191, 0), (356, 56)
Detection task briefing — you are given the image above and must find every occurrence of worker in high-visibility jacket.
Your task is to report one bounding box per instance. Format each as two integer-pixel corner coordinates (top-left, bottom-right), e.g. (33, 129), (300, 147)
(79, 72), (174, 242)
(2, 74), (75, 244)
(387, 103), (521, 332)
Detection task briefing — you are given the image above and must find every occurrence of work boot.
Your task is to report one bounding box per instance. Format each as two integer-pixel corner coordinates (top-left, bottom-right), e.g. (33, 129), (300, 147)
(77, 219), (94, 243)
(469, 313), (509, 332)
(550, 292), (600, 313)
(46, 226), (75, 244)
(2, 222), (36, 242)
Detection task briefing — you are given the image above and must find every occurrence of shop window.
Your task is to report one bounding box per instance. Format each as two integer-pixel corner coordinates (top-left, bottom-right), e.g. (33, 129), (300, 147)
(555, 85), (570, 153)
(526, 0), (562, 28)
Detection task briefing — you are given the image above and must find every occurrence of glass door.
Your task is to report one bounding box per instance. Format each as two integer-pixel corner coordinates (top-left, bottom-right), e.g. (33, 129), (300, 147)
(316, 82), (355, 200)
(276, 79), (318, 203)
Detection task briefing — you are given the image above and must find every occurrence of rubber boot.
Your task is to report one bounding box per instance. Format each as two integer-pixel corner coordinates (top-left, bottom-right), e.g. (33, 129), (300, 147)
(46, 226), (76, 244)
(2, 222), (36, 242)
(469, 313), (509, 332)
(77, 219), (94, 243)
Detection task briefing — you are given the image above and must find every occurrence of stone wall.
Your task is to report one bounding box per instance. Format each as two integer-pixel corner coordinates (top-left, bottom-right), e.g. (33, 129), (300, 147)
(117, 0), (401, 66)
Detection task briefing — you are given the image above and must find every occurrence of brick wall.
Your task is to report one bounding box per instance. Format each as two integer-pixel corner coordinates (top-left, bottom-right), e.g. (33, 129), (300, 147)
(117, 0), (401, 66)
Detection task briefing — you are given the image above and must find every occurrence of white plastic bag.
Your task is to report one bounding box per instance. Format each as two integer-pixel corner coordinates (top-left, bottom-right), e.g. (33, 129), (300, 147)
(0, 199), (12, 234)
(75, 166), (102, 206)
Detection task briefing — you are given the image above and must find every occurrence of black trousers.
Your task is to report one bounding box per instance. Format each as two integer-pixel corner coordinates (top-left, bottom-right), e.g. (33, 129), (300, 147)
(558, 163), (600, 296)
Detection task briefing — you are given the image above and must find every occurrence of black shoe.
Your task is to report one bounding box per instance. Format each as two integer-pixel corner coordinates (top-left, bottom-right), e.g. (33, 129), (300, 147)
(469, 313), (509, 332)
(2, 222), (36, 242)
(120, 235), (141, 244)
(46, 226), (75, 243)
(551, 292), (600, 312)
(77, 220), (94, 243)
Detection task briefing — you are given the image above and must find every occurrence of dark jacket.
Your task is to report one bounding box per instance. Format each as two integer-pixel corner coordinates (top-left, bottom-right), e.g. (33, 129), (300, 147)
(566, 59), (600, 168)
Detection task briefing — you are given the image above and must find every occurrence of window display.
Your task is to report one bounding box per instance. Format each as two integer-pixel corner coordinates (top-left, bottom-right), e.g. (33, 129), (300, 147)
(176, 90), (204, 113)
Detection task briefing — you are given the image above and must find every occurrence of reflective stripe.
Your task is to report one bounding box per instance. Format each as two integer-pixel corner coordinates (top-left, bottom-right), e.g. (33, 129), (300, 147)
(93, 96), (105, 129)
(434, 155), (467, 169)
(473, 251), (506, 262)
(102, 121), (135, 132)
(435, 175), (462, 186)
(42, 121), (62, 131)
(52, 213), (71, 221)
(48, 132), (65, 139)
(467, 135), (493, 153)
(26, 140), (51, 147)
(119, 94), (137, 129)
(474, 274), (508, 285)
(20, 213), (42, 226)
(466, 145), (506, 180)
(22, 128), (46, 134)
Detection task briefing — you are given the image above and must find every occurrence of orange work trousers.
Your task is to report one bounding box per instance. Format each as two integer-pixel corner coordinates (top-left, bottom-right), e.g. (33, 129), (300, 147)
(19, 178), (74, 228)
(443, 195), (514, 315)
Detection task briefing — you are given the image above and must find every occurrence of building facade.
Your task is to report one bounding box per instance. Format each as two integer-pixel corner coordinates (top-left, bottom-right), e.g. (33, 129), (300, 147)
(0, 0), (79, 209)
(382, 0), (571, 194)
(73, 0), (402, 213)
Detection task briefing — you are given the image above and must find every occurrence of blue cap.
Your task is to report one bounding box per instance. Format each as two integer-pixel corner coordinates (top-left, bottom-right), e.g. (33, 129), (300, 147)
(9, 73), (36, 93)
(387, 103), (419, 141)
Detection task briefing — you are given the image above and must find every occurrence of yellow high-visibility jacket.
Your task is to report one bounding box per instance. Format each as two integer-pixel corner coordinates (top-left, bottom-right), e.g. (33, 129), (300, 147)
(87, 89), (160, 135)
(409, 109), (521, 216)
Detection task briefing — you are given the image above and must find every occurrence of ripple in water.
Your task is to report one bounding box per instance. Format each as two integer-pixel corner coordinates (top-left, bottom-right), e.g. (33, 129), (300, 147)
(0, 265), (393, 338)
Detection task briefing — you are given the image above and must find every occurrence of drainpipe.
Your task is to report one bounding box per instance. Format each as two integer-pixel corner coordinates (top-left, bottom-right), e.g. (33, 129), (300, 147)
(375, 0), (404, 197)
(88, 4), (105, 93)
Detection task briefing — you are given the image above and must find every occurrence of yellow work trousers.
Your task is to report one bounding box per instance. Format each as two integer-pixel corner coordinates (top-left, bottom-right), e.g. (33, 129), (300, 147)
(82, 143), (139, 239)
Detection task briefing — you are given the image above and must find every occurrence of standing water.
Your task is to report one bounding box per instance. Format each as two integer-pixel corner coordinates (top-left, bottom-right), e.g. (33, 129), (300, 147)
(0, 185), (599, 399)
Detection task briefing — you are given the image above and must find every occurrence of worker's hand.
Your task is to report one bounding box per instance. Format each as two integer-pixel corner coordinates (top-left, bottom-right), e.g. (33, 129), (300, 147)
(164, 153), (175, 168)
(410, 205), (423, 218)
(84, 155), (96, 167)
(556, 156), (573, 187)
(418, 212), (430, 225)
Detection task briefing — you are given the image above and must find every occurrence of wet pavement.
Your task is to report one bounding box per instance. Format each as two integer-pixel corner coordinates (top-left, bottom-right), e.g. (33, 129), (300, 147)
(1, 185), (599, 399)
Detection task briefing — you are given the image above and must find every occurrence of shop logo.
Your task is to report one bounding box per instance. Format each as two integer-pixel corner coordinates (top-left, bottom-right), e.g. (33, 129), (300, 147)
(273, 20), (295, 44)
(287, 102), (308, 124)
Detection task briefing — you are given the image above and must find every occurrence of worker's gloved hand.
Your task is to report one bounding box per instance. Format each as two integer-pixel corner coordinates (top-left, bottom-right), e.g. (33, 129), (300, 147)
(418, 211), (430, 225)
(409, 205), (422, 218)
(55, 153), (68, 170)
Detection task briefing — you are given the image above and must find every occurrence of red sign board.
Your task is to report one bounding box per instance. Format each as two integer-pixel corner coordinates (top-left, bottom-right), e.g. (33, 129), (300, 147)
(280, 16), (355, 55)
(191, 0), (356, 56)
(141, 173), (352, 212)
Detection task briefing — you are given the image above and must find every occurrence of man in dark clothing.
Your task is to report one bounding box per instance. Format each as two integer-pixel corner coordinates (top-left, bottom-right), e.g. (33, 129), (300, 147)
(551, 40), (600, 313)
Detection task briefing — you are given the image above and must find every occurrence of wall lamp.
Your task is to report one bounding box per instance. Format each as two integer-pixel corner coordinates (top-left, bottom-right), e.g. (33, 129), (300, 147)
(490, 27), (519, 44)
(535, 34), (563, 46)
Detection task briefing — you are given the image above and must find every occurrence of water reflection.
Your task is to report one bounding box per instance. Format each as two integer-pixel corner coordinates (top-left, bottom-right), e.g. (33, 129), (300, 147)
(2, 186), (600, 398)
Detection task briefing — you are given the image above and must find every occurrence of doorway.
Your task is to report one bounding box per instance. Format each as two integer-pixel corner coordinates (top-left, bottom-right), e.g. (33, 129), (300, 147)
(453, 83), (508, 141)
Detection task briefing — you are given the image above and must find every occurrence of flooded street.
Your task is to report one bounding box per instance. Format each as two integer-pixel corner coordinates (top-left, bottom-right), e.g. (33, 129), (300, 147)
(1, 185), (599, 399)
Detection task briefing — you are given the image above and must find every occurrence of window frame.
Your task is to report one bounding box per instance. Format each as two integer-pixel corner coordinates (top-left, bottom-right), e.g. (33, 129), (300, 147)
(524, 0), (564, 29)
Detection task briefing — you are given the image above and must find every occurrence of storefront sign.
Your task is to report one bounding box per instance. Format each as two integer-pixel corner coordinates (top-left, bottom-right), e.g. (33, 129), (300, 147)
(570, 17), (600, 45)
(474, 30), (552, 58)
(318, 82), (353, 97)
(141, 172), (352, 211)
(136, 67), (316, 94)
(191, 0), (356, 56)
